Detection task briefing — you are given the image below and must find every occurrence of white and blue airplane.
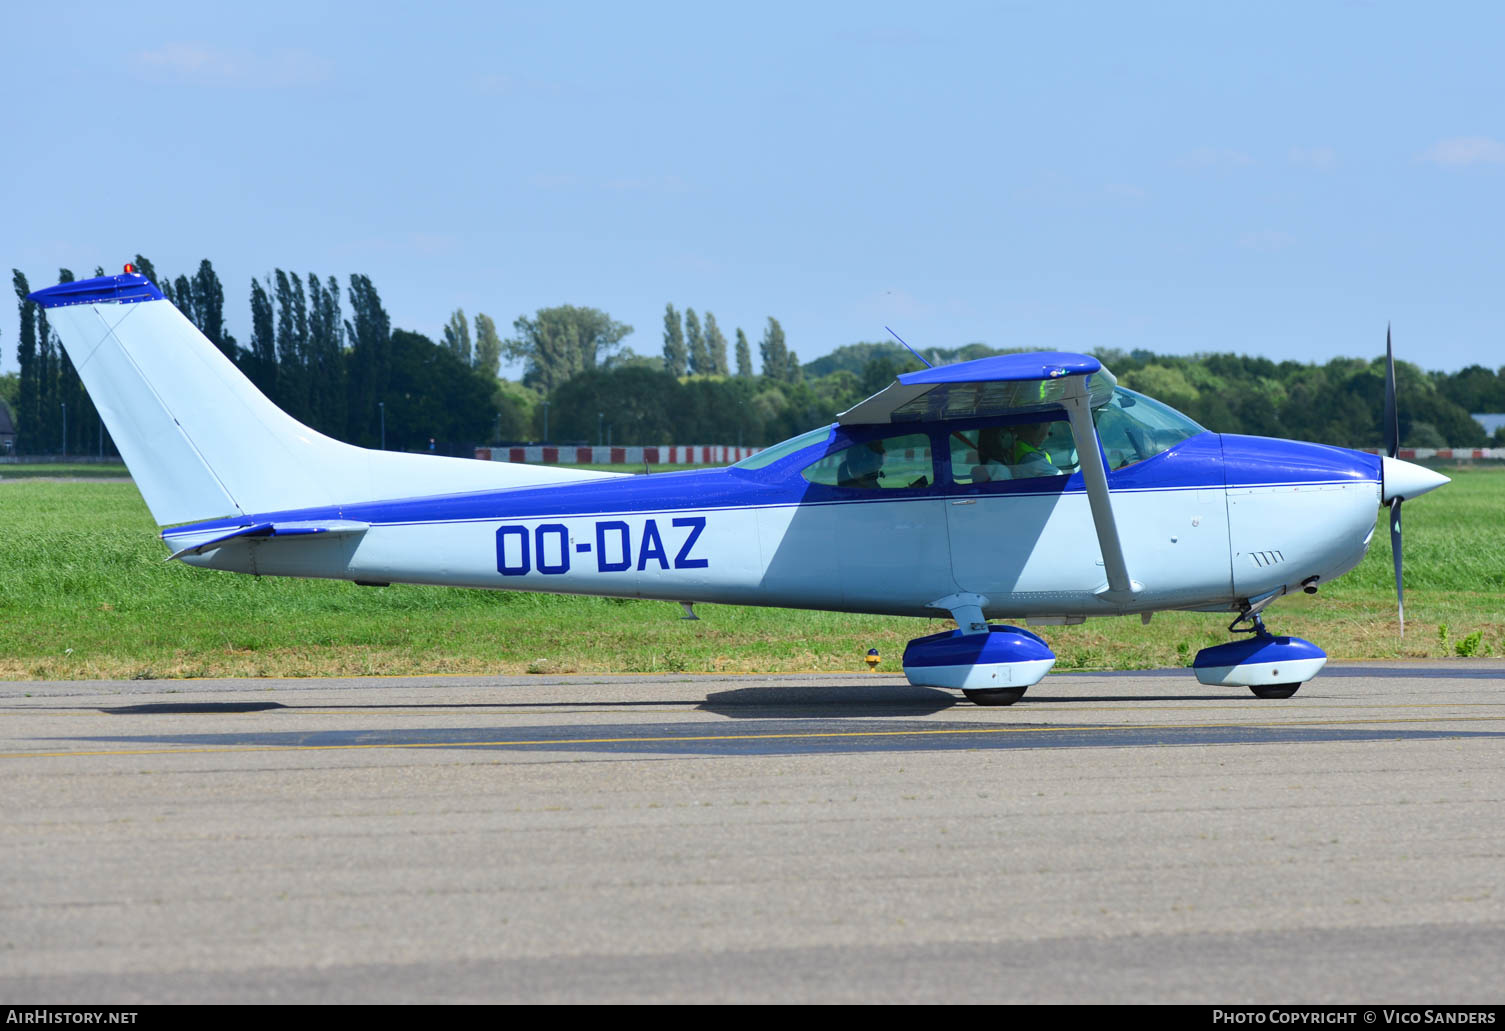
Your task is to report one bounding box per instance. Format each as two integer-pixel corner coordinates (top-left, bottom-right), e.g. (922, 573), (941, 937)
(31, 268), (1449, 704)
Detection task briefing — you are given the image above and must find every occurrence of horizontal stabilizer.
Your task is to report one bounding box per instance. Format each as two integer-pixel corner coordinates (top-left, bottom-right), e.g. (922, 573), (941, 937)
(164, 520), (370, 562)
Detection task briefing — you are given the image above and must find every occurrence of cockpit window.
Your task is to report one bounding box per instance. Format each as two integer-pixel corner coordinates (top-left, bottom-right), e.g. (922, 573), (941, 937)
(733, 425), (832, 470)
(801, 432), (933, 490)
(949, 420), (1074, 484)
(1093, 387), (1205, 470)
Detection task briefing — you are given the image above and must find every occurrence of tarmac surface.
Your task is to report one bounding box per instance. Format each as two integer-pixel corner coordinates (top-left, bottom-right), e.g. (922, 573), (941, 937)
(1, 662), (1502, 1004)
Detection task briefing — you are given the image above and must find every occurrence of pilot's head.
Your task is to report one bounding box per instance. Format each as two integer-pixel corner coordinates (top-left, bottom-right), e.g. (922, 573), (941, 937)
(1018, 421), (1049, 445)
(845, 441), (884, 480)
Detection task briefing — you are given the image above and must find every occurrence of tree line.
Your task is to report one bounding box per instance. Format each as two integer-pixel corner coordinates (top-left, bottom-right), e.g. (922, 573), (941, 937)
(6, 259), (1505, 457)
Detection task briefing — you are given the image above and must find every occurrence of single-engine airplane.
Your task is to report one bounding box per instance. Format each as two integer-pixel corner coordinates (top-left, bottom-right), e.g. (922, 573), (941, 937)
(31, 268), (1449, 704)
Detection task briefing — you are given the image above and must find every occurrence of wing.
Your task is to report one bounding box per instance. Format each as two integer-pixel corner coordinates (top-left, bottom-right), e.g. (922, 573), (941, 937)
(836, 352), (1116, 426)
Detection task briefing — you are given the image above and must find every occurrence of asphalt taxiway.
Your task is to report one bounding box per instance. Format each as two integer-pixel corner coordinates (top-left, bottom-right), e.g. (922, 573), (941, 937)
(1, 663), (1502, 1003)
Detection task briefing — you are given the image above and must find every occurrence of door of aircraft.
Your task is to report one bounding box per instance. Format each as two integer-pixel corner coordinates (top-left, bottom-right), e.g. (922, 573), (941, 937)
(943, 419), (1102, 606)
(943, 414), (1234, 614)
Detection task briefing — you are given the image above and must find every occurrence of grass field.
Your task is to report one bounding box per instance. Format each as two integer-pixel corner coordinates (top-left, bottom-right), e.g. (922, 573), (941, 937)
(0, 462), (131, 480)
(1, 465), (1501, 680)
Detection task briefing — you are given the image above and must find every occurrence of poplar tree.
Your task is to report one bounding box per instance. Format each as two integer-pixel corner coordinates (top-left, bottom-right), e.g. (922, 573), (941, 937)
(172, 274), (197, 327)
(442, 309), (472, 366)
(759, 317), (788, 381)
(474, 313), (503, 377)
(685, 307), (709, 374)
(704, 312), (729, 376)
(248, 278), (277, 396)
(345, 274), (392, 447)
(36, 274), (57, 451)
(192, 260), (234, 360)
(307, 274), (346, 434)
(662, 303), (686, 375)
(55, 268), (94, 455)
(273, 270), (308, 422)
(11, 270), (38, 453)
(735, 328), (753, 378)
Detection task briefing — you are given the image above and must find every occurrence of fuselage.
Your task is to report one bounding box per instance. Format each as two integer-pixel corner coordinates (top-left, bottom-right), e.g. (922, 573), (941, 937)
(166, 425), (1384, 621)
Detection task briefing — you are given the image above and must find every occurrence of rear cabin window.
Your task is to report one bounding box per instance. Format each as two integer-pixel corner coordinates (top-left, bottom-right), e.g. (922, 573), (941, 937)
(801, 433), (933, 490)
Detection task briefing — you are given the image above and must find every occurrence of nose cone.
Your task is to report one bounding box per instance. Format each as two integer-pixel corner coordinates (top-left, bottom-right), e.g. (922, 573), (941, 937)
(1381, 456), (1450, 503)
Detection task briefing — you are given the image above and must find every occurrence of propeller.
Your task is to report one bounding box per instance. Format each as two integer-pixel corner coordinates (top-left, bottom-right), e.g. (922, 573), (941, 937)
(1384, 325), (1404, 637)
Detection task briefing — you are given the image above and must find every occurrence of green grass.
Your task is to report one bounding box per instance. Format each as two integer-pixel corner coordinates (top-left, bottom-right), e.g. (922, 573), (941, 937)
(0, 462), (131, 480)
(0, 467), (1501, 680)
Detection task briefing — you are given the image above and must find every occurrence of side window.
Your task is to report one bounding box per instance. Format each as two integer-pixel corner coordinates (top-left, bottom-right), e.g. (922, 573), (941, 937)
(949, 420), (1074, 485)
(801, 433), (933, 490)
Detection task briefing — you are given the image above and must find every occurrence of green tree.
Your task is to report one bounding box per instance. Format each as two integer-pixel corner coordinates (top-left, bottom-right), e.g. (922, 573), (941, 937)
(53, 268), (98, 456)
(662, 303), (686, 376)
(685, 307), (708, 374)
(759, 317), (788, 381)
(474, 313), (503, 377)
(306, 273), (347, 435)
(442, 308), (472, 366)
(191, 260), (236, 360)
(273, 270), (309, 422)
(170, 274), (197, 327)
(704, 312), (729, 375)
(504, 305), (632, 394)
(247, 277), (277, 397)
(382, 329), (495, 452)
(345, 274), (393, 447)
(735, 328), (753, 378)
(11, 269), (38, 453)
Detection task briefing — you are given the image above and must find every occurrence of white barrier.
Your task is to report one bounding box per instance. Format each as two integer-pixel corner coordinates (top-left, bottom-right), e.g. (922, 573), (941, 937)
(474, 445), (762, 466)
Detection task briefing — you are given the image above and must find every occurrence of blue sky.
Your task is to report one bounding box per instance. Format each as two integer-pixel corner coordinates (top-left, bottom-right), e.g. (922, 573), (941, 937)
(4, 1), (1504, 377)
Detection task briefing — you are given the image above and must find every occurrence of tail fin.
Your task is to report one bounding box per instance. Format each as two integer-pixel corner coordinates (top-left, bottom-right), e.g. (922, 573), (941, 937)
(30, 271), (613, 526)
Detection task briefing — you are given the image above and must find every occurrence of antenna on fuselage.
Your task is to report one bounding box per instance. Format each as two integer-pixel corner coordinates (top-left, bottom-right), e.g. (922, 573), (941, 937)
(885, 326), (934, 369)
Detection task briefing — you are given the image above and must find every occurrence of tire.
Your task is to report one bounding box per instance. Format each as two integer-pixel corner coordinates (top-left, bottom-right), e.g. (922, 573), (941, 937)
(1249, 683), (1301, 699)
(963, 686), (1027, 706)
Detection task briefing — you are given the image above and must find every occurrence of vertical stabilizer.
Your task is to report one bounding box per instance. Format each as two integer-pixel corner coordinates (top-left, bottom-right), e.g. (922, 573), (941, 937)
(30, 271), (615, 526)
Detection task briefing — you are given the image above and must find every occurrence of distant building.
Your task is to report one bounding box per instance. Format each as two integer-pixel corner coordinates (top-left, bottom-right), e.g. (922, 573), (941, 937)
(1473, 413), (1505, 438)
(0, 402), (14, 454)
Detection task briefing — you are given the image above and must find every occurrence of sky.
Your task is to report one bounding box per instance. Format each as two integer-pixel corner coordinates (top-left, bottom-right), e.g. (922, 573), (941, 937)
(4, 1), (1504, 378)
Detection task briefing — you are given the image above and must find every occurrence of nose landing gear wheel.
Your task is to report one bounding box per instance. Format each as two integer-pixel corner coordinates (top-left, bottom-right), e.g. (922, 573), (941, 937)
(1249, 683), (1301, 699)
(963, 686), (1028, 706)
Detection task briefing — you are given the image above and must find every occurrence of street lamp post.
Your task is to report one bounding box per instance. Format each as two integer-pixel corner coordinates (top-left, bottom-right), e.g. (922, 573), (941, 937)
(61, 402), (67, 462)
(379, 401), (386, 450)
(597, 411), (603, 448)
(542, 401), (549, 444)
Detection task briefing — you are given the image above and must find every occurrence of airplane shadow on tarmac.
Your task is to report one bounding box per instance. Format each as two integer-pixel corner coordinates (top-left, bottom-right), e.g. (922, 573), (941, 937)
(700, 684), (957, 718)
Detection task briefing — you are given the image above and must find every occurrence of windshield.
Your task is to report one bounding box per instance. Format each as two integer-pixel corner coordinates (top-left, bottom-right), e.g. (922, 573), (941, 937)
(733, 425), (833, 470)
(1093, 387), (1205, 470)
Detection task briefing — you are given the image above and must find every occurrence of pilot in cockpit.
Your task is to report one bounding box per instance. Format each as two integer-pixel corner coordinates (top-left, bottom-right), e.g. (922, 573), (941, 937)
(973, 422), (1059, 482)
(837, 440), (885, 488)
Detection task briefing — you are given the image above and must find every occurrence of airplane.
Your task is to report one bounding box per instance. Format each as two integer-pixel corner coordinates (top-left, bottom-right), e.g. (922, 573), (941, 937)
(30, 267), (1450, 705)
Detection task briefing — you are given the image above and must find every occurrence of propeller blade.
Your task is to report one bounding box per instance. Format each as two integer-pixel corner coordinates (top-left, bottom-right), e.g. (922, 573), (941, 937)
(1384, 324), (1399, 459)
(1390, 497), (1404, 638)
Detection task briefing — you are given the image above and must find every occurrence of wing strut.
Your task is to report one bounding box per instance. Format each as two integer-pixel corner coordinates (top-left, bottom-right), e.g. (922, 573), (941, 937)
(1062, 394), (1140, 602)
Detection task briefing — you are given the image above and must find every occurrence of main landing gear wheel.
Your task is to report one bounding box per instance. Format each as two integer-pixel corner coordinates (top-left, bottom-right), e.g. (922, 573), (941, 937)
(963, 686), (1028, 706)
(1249, 683), (1301, 699)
